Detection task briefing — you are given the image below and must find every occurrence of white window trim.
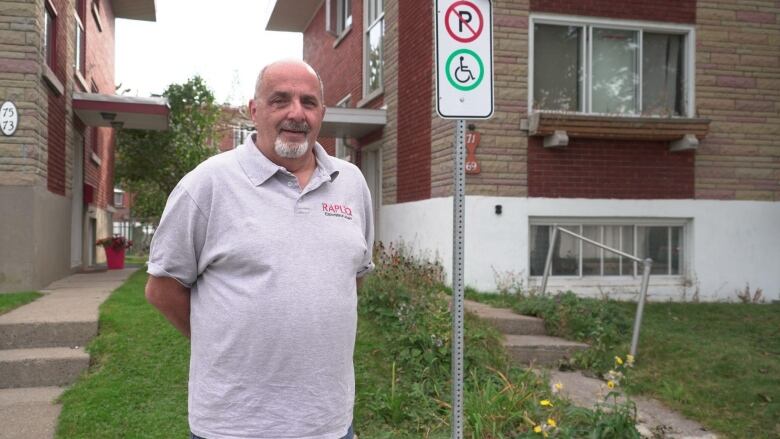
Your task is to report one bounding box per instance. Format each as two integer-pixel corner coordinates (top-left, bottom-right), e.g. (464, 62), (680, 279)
(362, 0), (384, 102)
(528, 217), (690, 280)
(528, 13), (696, 118)
(335, 94), (352, 160)
(74, 11), (85, 75)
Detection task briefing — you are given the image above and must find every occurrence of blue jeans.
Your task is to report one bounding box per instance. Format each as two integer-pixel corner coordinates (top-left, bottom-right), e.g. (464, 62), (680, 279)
(191, 424), (354, 439)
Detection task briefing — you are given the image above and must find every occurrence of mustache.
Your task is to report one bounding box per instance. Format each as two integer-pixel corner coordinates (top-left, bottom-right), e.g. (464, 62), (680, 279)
(279, 120), (310, 133)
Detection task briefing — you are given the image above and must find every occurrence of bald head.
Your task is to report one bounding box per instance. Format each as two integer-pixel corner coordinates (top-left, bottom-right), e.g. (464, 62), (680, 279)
(254, 59), (325, 103)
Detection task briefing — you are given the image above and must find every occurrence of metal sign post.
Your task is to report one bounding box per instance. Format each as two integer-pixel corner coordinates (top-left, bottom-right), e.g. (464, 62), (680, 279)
(435, 1), (493, 437)
(451, 119), (466, 438)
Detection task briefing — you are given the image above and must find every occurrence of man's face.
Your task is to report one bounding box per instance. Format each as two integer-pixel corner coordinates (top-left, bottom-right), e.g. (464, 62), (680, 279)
(250, 63), (325, 160)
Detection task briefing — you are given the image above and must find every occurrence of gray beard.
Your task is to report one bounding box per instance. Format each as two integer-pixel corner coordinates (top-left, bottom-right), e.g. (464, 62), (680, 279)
(274, 137), (309, 158)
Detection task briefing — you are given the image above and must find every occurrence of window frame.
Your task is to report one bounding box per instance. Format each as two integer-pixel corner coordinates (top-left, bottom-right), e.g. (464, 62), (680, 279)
(74, 11), (85, 76)
(334, 94), (353, 161)
(528, 14), (696, 118)
(43, 0), (58, 68)
(338, 0), (352, 35)
(231, 124), (254, 149)
(528, 217), (689, 279)
(113, 189), (124, 208)
(361, 0), (384, 104)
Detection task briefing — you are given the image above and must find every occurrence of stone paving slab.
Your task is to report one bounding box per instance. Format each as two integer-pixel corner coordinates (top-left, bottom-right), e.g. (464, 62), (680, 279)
(550, 370), (719, 439)
(504, 335), (589, 366)
(0, 347), (90, 388)
(464, 299), (547, 335)
(0, 268), (137, 437)
(0, 387), (64, 439)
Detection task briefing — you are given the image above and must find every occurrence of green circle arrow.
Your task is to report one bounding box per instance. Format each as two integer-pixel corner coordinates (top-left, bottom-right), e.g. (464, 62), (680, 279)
(445, 48), (484, 91)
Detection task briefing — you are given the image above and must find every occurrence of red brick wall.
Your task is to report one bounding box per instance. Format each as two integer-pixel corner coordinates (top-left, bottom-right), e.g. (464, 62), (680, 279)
(83, 0), (116, 209)
(528, 138), (695, 199)
(396, 0), (432, 202)
(304, 2), (365, 106)
(530, 0), (696, 23)
(304, 1), (385, 159)
(46, 0), (69, 196)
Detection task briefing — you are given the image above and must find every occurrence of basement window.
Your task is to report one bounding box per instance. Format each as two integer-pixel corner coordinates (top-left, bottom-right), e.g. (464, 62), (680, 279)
(529, 220), (686, 278)
(530, 15), (695, 117)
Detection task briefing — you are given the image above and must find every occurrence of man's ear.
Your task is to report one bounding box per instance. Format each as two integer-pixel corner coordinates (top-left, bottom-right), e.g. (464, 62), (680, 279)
(321, 104), (327, 119)
(249, 98), (258, 118)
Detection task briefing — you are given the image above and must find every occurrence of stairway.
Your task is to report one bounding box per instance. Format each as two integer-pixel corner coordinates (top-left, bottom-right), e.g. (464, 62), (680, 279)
(0, 269), (135, 439)
(464, 299), (588, 366)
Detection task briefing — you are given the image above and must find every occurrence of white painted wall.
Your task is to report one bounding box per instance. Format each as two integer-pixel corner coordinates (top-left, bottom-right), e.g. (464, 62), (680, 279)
(379, 197), (780, 302)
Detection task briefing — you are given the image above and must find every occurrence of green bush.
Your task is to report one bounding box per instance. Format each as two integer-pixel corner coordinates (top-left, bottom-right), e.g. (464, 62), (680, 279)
(511, 292), (632, 373)
(357, 243), (640, 437)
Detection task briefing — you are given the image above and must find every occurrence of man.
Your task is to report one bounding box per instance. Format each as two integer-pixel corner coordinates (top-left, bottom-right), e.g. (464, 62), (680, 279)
(145, 59), (374, 439)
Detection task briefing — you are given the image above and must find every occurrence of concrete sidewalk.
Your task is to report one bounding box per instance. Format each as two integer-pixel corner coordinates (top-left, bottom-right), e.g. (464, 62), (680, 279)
(0, 268), (138, 439)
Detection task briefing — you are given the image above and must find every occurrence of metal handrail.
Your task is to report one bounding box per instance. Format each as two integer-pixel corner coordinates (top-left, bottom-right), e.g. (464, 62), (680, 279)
(540, 225), (652, 358)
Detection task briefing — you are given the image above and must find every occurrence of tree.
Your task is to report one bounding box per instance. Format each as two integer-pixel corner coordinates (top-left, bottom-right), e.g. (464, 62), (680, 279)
(115, 76), (220, 223)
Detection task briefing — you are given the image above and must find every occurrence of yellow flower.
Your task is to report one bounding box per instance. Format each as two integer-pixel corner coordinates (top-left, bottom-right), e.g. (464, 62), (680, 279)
(534, 425), (543, 433)
(540, 399), (553, 407)
(607, 380), (616, 389)
(626, 354), (635, 366)
(615, 356), (624, 365)
(552, 382), (563, 393)
(547, 418), (557, 428)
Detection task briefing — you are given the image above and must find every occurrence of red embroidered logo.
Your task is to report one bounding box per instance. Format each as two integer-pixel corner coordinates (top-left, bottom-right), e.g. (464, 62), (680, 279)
(322, 203), (353, 220)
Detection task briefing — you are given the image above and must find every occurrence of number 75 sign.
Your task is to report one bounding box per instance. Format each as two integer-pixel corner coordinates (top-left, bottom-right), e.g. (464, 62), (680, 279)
(435, 0), (493, 119)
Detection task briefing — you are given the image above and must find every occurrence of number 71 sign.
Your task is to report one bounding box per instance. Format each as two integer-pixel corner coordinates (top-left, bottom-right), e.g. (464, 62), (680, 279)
(435, 0), (493, 119)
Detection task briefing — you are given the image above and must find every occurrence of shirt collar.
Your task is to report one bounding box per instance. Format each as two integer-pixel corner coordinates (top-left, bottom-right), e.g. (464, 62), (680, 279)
(237, 133), (339, 186)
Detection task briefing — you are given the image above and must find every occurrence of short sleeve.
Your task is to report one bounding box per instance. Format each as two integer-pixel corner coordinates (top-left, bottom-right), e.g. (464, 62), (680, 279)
(147, 184), (208, 287)
(356, 176), (375, 278)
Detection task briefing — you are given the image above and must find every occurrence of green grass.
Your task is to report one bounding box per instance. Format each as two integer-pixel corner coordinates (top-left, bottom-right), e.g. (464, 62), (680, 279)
(622, 302), (780, 439)
(124, 254), (149, 266)
(56, 270), (190, 438)
(58, 266), (641, 438)
(0, 291), (42, 315)
(466, 289), (780, 438)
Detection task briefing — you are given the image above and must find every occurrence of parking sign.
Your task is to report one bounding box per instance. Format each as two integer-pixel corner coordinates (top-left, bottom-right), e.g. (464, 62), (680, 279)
(435, 0), (493, 119)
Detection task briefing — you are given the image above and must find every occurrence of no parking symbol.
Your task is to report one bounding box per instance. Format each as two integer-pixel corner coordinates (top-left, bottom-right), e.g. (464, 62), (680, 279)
(436, 0), (493, 119)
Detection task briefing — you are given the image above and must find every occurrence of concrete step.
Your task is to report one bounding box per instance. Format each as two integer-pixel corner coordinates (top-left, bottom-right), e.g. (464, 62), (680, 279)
(0, 321), (96, 350)
(0, 387), (64, 439)
(464, 299), (546, 335)
(0, 347), (89, 389)
(503, 335), (588, 367)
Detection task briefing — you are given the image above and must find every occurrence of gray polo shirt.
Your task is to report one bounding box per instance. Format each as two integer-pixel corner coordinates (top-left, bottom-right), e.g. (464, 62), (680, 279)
(148, 135), (374, 439)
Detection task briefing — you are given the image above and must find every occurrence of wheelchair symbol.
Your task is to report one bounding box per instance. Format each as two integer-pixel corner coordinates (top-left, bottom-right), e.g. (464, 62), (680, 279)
(445, 48), (484, 91)
(454, 56), (475, 83)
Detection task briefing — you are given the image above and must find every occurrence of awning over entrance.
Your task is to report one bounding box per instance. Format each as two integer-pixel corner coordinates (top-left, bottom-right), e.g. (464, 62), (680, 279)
(265, 0), (320, 32)
(111, 0), (157, 21)
(320, 107), (386, 139)
(73, 92), (169, 131)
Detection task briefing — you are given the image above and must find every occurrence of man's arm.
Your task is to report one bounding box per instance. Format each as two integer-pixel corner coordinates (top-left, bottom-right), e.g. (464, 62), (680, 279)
(145, 275), (191, 338)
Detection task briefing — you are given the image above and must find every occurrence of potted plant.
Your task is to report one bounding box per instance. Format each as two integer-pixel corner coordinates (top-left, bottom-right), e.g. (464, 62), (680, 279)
(96, 235), (133, 269)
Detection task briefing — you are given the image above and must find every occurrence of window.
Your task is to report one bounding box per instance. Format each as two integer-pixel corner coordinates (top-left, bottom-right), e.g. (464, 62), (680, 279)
(113, 189), (124, 208)
(326, 0), (352, 36)
(91, 0), (103, 32)
(74, 14), (85, 76)
(529, 221), (685, 277)
(339, 0), (352, 33)
(364, 0), (384, 97)
(335, 96), (353, 162)
(531, 15), (693, 117)
(232, 125), (254, 149)
(44, 2), (56, 67)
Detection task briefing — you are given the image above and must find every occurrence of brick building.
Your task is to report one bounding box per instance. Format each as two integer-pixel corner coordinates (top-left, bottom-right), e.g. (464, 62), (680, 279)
(0, 0), (168, 292)
(268, 0), (779, 301)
